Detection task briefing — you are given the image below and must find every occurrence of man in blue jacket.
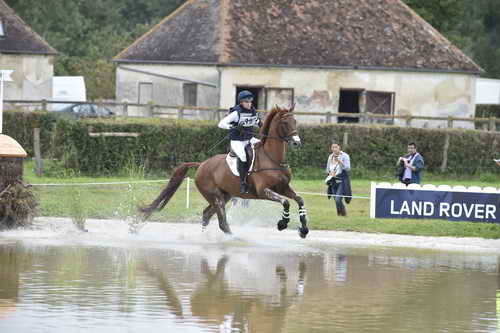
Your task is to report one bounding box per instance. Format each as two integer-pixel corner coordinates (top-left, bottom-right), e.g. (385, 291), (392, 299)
(397, 142), (424, 185)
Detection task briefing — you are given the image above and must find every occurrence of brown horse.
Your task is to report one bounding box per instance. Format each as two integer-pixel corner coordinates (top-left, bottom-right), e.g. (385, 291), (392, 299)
(140, 106), (309, 238)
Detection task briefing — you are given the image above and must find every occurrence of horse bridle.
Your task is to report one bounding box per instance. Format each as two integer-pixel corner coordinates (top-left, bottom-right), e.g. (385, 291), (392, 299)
(252, 115), (298, 173)
(261, 115), (298, 143)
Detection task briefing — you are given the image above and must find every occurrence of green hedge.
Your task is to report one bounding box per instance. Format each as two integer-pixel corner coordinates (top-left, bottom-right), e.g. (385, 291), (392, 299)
(4, 110), (500, 177)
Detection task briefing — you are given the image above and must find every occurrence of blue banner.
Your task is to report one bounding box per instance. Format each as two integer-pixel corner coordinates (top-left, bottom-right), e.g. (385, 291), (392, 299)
(374, 188), (500, 223)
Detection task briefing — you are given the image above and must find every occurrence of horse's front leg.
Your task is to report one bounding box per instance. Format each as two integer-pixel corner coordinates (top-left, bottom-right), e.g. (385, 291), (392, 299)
(281, 186), (309, 239)
(261, 188), (290, 231)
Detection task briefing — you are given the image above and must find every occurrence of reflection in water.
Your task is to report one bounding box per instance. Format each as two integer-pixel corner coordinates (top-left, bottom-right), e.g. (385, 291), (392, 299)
(0, 222), (498, 333)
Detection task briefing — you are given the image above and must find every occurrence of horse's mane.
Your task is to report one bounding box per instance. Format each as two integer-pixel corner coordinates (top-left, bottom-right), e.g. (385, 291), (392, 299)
(259, 107), (286, 144)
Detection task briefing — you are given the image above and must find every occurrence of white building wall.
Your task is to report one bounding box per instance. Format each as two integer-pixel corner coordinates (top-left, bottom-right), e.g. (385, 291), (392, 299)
(0, 54), (54, 101)
(116, 64), (219, 117)
(115, 63), (478, 128)
(219, 67), (478, 129)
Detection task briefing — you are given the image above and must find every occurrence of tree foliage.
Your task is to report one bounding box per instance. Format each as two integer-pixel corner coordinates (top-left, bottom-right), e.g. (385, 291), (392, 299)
(5, 0), (500, 99)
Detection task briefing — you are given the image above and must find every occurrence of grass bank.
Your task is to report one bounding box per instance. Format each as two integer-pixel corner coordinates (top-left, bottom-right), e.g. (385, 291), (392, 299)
(23, 161), (500, 239)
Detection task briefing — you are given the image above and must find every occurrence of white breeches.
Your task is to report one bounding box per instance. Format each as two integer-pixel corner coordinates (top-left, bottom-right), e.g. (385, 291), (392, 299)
(230, 138), (260, 162)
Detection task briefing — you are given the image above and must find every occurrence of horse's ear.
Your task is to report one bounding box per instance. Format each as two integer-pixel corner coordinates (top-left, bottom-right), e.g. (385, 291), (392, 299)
(289, 102), (296, 113)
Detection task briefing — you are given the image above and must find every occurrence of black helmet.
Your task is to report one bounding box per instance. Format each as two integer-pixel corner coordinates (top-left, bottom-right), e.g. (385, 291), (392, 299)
(237, 90), (253, 103)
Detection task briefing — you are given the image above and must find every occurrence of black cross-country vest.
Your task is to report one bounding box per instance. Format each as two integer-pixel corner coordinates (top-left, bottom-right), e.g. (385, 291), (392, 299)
(229, 105), (259, 141)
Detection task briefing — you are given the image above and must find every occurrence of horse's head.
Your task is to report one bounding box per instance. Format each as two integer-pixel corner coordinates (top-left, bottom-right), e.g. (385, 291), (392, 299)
(276, 105), (301, 147)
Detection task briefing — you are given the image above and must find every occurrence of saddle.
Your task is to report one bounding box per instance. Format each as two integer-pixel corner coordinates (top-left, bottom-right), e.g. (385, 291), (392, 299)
(226, 144), (256, 177)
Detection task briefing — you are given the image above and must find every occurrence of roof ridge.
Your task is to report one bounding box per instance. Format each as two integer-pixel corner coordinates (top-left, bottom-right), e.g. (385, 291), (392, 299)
(114, 0), (482, 73)
(114, 0), (196, 61)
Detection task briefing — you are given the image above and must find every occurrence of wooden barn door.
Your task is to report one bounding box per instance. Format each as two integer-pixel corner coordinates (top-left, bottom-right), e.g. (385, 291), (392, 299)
(365, 91), (395, 124)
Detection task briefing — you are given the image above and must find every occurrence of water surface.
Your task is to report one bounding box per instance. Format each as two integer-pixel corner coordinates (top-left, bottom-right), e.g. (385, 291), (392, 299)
(0, 219), (498, 332)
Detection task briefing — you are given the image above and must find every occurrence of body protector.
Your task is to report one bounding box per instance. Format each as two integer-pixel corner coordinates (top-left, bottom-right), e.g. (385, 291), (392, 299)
(228, 105), (260, 141)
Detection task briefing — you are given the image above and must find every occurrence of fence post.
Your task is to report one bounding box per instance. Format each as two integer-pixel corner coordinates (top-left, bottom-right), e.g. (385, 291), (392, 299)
(343, 132), (349, 148)
(406, 115), (412, 128)
(146, 104), (154, 118)
(326, 112), (332, 123)
(490, 117), (496, 131)
(440, 132), (450, 172)
(33, 128), (43, 176)
(447, 116), (453, 129)
(41, 99), (47, 111)
(123, 102), (128, 116)
(366, 112), (374, 124)
(178, 107), (184, 120)
(186, 177), (190, 209)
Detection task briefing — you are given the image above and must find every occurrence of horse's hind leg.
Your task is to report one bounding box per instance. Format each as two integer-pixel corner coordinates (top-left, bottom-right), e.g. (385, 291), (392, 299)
(200, 191), (232, 234)
(214, 191), (232, 235)
(201, 205), (216, 231)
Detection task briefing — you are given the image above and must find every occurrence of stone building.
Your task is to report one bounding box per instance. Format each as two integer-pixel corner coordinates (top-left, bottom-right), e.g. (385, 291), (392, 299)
(114, 0), (482, 128)
(0, 0), (57, 102)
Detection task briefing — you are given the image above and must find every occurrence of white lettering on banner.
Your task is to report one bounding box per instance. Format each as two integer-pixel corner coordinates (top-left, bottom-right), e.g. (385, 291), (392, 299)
(390, 201), (497, 220)
(451, 203), (462, 217)
(485, 205), (496, 219)
(463, 204), (474, 218)
(390, 200), (434, 216)
(475, 205), (485, 219)
(423, 202), (434, 216)
(390, 200), (398, 215)
(438, 203), (496, 219)
(440, 203), (450, 217)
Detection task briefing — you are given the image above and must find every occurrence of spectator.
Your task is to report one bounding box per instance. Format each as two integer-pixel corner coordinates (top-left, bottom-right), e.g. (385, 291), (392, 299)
(494, 159), (500, 167)
(396, 142), (424, 185)
(325, 142), (352, 216)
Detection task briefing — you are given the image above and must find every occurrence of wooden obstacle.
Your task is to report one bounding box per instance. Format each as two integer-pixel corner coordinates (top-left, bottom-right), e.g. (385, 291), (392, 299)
(0, 135), (35, 229)
(0, 134), (27, 192)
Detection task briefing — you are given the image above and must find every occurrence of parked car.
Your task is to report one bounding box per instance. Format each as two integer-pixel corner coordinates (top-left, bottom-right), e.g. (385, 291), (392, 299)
(52, 103), (114, 118)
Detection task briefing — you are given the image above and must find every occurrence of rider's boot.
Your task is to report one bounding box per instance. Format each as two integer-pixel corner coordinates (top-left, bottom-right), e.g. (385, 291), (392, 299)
(238, 159), (250, 194)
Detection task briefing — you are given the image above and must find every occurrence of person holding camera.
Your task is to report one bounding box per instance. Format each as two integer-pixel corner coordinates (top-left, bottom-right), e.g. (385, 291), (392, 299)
(396, 142), (424, 185)
(325, 142), (352, 216)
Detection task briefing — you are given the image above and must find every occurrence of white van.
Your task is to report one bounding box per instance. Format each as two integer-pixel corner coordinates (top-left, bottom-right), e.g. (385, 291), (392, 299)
(51, 76), (86, 111)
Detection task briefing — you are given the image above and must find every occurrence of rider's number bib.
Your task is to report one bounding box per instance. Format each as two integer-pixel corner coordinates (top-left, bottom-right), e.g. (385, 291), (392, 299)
(239, 114), (259, 127)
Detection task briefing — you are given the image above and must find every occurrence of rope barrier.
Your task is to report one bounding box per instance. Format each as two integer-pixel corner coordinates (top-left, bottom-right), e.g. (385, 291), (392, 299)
(28, 178), (371, 205)
(30, 179), (169, 187)
(296, 191), (370, 200)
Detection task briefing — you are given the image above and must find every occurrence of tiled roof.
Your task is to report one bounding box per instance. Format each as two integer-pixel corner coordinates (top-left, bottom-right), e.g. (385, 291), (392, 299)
(0, 0), (57, 55)
(114, 0), (482, 73)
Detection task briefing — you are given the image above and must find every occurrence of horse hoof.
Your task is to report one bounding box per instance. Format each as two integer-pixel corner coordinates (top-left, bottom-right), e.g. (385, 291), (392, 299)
(298, 227), (309, 239)
(277, 219), (288, 231)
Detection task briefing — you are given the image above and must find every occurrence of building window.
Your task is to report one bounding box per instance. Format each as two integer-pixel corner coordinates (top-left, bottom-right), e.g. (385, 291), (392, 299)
(183, 83), (197, 106)
(0, 20), (5, 38)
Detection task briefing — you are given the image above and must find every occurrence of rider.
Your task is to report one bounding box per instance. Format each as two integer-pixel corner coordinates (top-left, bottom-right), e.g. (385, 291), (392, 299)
(218, 90), (262, 194)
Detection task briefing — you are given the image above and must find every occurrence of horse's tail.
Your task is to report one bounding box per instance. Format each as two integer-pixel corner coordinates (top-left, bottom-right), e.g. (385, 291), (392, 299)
(139, 162), (201, 219)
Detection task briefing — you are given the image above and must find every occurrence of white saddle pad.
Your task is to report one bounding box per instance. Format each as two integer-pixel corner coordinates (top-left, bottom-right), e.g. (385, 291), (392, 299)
(226, 146), (256, 176)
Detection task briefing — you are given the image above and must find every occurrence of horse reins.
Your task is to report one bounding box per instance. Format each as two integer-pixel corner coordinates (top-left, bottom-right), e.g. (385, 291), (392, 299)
(251, 123), (297, 174)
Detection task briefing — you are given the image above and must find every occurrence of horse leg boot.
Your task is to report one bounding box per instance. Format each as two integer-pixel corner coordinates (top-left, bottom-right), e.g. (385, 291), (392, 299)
(237, 159), (250, 194)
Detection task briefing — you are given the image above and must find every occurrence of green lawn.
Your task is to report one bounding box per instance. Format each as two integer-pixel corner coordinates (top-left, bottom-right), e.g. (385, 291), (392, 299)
(24, 161), (500, 239)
